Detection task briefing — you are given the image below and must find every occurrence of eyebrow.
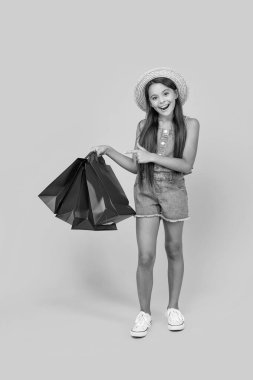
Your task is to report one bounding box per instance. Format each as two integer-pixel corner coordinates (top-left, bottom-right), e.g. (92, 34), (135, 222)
(149, 89), (170, 98)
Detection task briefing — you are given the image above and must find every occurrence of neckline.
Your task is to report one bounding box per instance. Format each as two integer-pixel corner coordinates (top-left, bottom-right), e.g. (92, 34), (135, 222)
(158, 115), (188, 130)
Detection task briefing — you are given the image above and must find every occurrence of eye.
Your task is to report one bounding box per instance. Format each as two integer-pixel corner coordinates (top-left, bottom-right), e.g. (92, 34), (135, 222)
(151, 92), (169, 100)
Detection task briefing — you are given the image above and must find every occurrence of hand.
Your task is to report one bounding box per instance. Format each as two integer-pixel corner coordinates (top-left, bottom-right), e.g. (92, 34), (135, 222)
(124, 142), (154, 164)
(90, 145), (111, 156)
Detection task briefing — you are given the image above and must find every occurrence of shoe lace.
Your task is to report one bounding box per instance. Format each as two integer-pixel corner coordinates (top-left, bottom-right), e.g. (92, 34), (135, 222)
(167, 308), (184, 323)
(135, 312), (150, 327)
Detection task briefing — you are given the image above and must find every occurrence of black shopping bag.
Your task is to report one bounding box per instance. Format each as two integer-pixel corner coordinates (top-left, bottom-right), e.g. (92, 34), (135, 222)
(38, 151), (135, 230)
(70, 165), (117, 230)
(54, 160), (117, 230)
(86, 153), (136, 224)
(38, 158), (83, 214)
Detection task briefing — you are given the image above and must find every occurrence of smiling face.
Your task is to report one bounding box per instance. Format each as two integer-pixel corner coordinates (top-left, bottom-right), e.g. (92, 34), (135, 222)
(148, 83), (178, 119)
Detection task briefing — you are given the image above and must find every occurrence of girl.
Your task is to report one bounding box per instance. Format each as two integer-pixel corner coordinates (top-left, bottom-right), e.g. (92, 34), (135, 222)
(90, 67), (200, 338)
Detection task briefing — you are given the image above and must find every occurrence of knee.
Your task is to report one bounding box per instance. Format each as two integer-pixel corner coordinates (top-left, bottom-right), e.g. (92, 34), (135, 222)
(138, 251), (155, 268)
(165, 241), (182, 259)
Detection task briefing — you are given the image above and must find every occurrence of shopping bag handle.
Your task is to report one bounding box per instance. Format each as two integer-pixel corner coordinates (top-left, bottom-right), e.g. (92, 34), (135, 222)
(84, 151), (96, 160)
(84, 150), (105, 164)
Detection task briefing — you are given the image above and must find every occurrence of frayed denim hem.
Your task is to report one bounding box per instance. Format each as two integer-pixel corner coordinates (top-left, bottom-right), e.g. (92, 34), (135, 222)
(134, 214), (190, 222)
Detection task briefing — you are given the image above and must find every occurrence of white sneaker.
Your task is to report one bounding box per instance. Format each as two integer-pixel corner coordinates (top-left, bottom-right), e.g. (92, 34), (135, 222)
(165, 308), (185, 331)
(130, 311), (152, 338)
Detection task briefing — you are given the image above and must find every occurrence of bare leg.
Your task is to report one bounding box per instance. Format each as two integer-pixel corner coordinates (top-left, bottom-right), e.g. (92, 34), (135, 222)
(135, 216), (160, 315)
(163, 220), (184, 310)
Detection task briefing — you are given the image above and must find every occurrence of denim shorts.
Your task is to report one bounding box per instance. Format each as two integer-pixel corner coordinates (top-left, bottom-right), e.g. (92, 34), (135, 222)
(133, 171), (190, 222)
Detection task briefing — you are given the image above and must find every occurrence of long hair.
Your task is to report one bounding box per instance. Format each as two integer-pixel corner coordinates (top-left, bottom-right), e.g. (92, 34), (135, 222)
(137, 77), (187, 189)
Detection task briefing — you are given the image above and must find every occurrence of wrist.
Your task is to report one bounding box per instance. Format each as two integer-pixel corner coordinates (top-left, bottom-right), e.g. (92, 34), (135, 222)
(150, 153), (157, 163)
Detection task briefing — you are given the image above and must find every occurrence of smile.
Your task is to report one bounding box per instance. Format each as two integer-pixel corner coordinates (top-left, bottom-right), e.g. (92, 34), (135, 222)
(159, 104), (170, 110)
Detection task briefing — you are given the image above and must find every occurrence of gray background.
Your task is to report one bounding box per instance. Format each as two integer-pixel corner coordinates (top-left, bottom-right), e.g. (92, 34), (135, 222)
(1, 0), (252, 378)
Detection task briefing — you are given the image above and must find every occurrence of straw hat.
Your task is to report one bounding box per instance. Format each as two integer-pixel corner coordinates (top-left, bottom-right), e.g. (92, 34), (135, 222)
(134, 67), (188, 111)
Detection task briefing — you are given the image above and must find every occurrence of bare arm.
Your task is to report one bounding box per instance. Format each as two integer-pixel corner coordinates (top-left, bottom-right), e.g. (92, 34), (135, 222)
(105, 147), (136, 174)
(106, 120), (145, 174)
(150, 118), (200, 174)
(130, 120), (145, 174)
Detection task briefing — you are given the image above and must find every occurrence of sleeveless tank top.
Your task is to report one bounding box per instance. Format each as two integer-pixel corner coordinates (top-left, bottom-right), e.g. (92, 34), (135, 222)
(134, 115), (190, 173)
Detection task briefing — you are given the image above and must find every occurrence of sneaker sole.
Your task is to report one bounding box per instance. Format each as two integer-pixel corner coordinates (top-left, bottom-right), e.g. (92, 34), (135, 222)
(168, 322), (185, 331)
(130, 328), (150, 338)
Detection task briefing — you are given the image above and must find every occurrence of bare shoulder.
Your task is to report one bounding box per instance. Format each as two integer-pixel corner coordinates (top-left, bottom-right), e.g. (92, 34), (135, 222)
(138, 119), (146, 130)
(185, 116), (200, 130)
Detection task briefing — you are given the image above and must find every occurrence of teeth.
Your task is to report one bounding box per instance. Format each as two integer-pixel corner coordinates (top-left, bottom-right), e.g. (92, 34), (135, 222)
(160, 104), (169, 110)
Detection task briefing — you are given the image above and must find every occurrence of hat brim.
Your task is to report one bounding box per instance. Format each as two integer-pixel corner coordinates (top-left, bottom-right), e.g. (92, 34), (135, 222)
(134, 67), (188, 111)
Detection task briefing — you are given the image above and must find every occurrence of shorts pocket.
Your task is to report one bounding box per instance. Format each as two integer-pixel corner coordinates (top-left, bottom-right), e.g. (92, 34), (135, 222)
(174, 177), (186, 190)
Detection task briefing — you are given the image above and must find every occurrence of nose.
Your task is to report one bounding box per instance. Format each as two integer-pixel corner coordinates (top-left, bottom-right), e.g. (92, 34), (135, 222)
(159, 96), (166, 105)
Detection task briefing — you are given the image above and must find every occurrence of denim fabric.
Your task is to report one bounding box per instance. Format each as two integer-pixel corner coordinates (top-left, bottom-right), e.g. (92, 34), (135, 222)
(134, 115), (189, 175)
(133, 171), (190, 222)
